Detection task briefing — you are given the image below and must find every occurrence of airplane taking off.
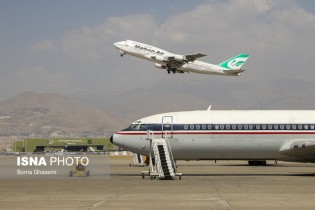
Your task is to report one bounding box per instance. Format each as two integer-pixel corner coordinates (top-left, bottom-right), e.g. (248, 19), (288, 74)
(111, 109), (315, 165)
(114, 40), (249, 76)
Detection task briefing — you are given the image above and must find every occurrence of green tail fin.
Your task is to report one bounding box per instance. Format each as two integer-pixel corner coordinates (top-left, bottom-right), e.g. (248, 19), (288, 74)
(218, 54), (249, 70)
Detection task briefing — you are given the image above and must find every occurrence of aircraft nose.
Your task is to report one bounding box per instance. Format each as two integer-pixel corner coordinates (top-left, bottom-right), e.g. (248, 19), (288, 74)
(113, 41), (123, 46)
(110, 135), (114, 143)
(113, 42), (123, 50)
(113, 41), (127, 48)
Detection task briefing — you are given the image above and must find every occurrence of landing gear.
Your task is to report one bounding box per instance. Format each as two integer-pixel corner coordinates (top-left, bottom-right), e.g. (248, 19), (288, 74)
(166, 65), (176, 74)
(118, 50), (125, 57)
(248, 160), (267, 166)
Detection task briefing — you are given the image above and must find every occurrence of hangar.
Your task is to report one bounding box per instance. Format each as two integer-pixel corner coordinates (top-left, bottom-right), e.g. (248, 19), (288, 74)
(12, 138), (112, 153)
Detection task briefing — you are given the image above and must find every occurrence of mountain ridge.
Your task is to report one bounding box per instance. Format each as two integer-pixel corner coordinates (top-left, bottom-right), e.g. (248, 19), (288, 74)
(0, 91), (126, 138)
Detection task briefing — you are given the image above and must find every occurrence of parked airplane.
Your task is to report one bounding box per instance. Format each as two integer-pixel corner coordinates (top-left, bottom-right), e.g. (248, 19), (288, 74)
(110, 109), (315, 165)
(114, 40), (249, 76)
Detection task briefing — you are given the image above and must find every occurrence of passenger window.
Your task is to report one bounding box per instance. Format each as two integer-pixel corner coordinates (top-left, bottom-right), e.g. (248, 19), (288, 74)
(298, 124), (303, 130)
(262, 124), (266, 130)
(220, 125), (224, 130)
(215, 125), (219, 130)
(304, 125), (309, 130)
(196, 125), (201, 130)
(249, 125), (254, 130)
(190, 125), (194, 130)
(232, 125), (237, 130)
(238, 124), (242, 130)
(244, 124), (248, 130)
(268, 124), (272, 130)
(280, 125), (284, 130)
(202, 125), (206, 130)
(274, 124), (279, 130)
(292, 125), (296, 130)
(256, 125), (261, 130)
(226, 125), (231, 130)
(286, 125), (290, 130)
(311, 125), (315, 130)
(184, 125), (188, 130)
(207, 125), (212, 130)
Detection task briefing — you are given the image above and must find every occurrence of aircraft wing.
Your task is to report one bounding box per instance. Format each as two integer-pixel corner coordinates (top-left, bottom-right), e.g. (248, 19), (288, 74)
(166, 53), (206, 68)
(185, 53), (207, 61)
(166, 58), (185, 68)
(279, 140), (315, 160)
(163, 53), (206, 73)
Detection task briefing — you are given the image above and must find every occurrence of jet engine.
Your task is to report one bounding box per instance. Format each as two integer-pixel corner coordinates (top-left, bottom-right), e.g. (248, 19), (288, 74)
(150, 55), (167, 62)
(173, 55), (187, 62)
(154, 63), (166, 69)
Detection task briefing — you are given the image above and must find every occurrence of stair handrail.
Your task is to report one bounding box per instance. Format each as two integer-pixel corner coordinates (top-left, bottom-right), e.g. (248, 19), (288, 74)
(164, 131), (177, 173)
(153, 140), (164, 177)
(146, 130), (156, 173)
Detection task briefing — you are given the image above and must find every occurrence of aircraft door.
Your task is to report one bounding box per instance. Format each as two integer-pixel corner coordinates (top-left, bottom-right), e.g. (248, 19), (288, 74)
(162, 116), (173, 138)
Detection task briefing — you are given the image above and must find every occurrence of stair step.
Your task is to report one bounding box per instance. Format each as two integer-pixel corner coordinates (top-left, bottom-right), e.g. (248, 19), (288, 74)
(153, 139), (176, 179)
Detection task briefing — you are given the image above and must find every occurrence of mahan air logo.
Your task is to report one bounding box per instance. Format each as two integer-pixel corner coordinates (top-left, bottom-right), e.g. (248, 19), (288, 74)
(227, 58), (245, 69)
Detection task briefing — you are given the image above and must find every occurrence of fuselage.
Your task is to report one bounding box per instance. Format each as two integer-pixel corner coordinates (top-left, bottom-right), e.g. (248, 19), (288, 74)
(114, 40), (243, 75)
(111, 110), (315, 162)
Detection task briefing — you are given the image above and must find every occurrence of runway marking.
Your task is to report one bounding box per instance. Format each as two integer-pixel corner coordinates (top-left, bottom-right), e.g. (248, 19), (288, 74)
(217, 198), (231, 209)
(207, 180), (231, 209)
(194, 197), (231, 208)
(87, 196), (116, 210)
(88, 199), (106, 209)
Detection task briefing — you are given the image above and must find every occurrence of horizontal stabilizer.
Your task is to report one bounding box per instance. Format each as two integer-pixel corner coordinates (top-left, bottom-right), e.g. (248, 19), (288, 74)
(222, 69), (245, 76)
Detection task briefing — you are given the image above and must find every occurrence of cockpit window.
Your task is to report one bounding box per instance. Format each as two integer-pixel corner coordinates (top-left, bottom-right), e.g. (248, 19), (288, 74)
(122, 121), (152, 131)
(139, 124), (146, 129)
(131, 124), (140, 130)
(125, 123), (147, 130)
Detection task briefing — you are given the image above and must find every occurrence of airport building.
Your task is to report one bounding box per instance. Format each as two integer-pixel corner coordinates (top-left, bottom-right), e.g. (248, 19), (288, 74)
(12, 138), (113, 153)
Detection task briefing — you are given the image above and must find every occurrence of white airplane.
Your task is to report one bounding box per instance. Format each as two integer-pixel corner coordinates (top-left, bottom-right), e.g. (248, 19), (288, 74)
(110, 108), (315, 165)
(114, 40), (249, 76)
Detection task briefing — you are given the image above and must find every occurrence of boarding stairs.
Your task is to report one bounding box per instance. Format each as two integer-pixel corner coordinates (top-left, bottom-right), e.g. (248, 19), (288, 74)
(142, 131), (182, 180)
(153, 139), (175, 179)
(130, 154), (146, 167)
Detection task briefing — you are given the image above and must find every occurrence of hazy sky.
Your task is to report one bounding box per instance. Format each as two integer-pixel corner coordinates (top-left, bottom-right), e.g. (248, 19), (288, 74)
(1, 0), (315, 110)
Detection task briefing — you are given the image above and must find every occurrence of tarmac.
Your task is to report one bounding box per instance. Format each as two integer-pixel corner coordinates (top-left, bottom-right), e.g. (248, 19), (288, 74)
(1, 156), (315, 209)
